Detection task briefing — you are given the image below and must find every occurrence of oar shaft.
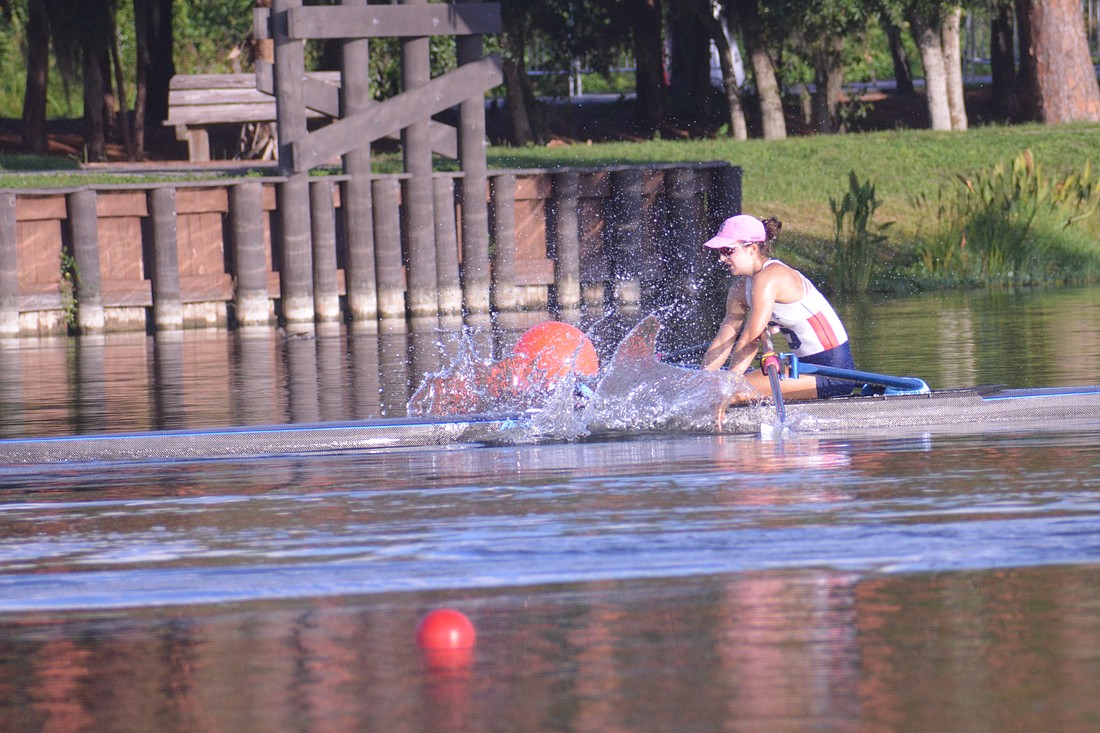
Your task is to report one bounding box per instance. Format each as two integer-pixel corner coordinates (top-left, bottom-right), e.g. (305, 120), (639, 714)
(788, 358), (929, 394)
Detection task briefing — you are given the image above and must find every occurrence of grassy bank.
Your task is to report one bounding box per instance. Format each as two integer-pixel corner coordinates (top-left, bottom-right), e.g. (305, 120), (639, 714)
(488, 122), (1100, 242)
(489, 122), (1100, 290)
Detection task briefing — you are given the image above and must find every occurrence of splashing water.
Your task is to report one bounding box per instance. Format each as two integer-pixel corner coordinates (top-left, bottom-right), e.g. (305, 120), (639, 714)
(408, 316), (777, 439)
(578, 316), (752, 434)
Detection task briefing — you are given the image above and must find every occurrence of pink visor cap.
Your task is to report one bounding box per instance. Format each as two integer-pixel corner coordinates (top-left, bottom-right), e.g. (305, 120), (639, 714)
(703, 215), (766, 248)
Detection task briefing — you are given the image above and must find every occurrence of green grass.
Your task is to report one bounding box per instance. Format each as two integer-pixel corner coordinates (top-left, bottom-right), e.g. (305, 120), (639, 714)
(487, 122), (1100, 245)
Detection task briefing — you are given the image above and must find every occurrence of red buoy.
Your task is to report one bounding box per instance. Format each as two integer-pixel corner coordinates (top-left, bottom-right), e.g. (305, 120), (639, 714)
(511, 321), (599, 382)
(416, 608), (477, 649)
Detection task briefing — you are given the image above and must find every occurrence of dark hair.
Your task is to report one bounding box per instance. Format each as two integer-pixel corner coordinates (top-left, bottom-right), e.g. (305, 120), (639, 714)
(758, 217), (782, 256)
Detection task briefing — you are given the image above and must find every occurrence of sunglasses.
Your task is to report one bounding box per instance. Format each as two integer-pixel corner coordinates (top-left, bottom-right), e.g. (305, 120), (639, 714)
(715, 243), (753, 258)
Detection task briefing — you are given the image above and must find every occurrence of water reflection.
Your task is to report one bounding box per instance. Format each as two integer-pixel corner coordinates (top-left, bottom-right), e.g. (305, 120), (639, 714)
(1, 286), (1099, 439)
(1, 566), (1098, 732)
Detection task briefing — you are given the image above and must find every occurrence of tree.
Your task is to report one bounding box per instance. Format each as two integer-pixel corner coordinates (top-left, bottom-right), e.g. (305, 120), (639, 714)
(615, 0), (666, 134)
(498, 1), (540, 145)
(773, 0), (873, 134)
(684, 0), (747, 139)
(21, 0), (51, 153)
(989, 0), (1019, 118)
(1018, 0), (1100, 123)
(728, 0), (786, 139)
(136, 0), (174, 128)
(881, 13), (915, 96)
(666, 1), (713, 135)
(899, 1), (966, 131)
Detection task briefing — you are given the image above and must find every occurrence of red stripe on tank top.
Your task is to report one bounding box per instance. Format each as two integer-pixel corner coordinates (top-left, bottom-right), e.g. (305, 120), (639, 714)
(808, 311), (841, 350)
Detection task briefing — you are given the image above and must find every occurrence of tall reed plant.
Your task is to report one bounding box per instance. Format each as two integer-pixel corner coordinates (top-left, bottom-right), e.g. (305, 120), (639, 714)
(910, 150), (1100, 286)
(828, 171), (891, 295)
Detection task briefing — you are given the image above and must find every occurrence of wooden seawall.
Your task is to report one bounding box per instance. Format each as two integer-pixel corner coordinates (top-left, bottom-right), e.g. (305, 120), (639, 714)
(0, 163), (740, 336)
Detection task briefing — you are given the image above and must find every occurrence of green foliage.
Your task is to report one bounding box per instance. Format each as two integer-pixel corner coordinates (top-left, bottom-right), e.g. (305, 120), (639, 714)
(828, 171), (891, 295)
(910, 150), (1100, 286)
(172, 0), (255, 74)
(59, 247), (78, 329)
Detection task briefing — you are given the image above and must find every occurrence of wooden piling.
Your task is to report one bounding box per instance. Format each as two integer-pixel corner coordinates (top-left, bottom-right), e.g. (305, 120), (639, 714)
(309, 179), (341, 322)
(272, 0), (314, 324)
(433, 175), (464, 316)
(551, 170), (581, 313)
(400, 0), (438, 318)
(229, 181), (271, 326)
(708, 163), (743, 224)
(0, 193), (18, 337)
(456, 0), (492, 314)
(340, 0), (378, 322)
(66, 189), (105, 334)
(489, 172), (519, 312)
(665, 168), (700, 294)
(147, 187), (183, 331)
(372, 177), (406, 319)
(608, 168), (646, 308)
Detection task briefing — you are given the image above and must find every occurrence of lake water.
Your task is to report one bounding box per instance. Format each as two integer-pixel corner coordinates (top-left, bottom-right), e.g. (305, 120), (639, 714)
(1, 286), (1099, 732)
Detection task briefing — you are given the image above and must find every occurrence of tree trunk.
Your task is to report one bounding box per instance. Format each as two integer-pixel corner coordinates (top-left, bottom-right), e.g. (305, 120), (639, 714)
(628, 0), (666, 132)
(990, 1), (1018, 118)
(83, 50), (107, 161)
(940, 6), (968, 130)
(133, 0), (148, 154)
(140, 0), (174, 127)
(884, 19), (915, 96)
(810, 35), (844, 134)
(1023, 0), (1100, 123)
(1015, 0), (1040, 120)
(667, 2), (712, 135)
(908, 7), (951, 131)
(500, 7), (534, 146)
(691, 0), (746, 139)
(22, 0), (50, 154)
(110, 17), (137, 159)
(736, 0), (786, 139)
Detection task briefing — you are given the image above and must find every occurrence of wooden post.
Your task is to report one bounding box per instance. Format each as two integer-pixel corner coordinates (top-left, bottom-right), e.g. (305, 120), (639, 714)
(340, 0), (377, 322)
(229, 182), (271, 326)
(708, 163), (743, 225)
(433, 175), (463, 315)
(147, 187), (183, 331)
(456, 0), (492, 314)
(372, 177), (406, 319)
(0, 193), (18, 337)
(400, 0), (438, 318)
(272, 0), (314, 324)
(665, 167), (700, 293)
(551, 170), (581, 313)
(608, 168), (646, 307)
(309, 179), (341, 321)
(489, 172), (518, 312)
(66, 189), (105, 334)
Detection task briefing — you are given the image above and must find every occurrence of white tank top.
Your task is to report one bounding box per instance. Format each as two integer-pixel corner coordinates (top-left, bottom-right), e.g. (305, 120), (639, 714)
(745, 260), (848, 356)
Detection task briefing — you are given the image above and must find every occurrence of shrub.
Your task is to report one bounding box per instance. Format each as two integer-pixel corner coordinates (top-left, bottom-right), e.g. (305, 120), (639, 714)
(828, 171), (891, 295)
(910, 150), (1100, 286)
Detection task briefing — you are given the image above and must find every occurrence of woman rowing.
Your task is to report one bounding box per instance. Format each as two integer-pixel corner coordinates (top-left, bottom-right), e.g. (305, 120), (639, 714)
(701, 214), (855, 403)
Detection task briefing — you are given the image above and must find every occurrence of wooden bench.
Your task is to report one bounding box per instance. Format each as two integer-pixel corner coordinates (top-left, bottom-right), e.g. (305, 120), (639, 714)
(166, 71), (459, 163)
(165, 72), (338, 162)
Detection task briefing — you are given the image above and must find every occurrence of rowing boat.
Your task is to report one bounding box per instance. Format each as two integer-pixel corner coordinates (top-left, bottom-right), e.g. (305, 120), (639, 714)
(1, 383), (1098, 465)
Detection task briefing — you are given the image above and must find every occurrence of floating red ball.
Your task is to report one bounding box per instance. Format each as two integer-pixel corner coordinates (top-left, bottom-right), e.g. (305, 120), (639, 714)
(511, 321), (599, 381)
(416, 608), (477, 650)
